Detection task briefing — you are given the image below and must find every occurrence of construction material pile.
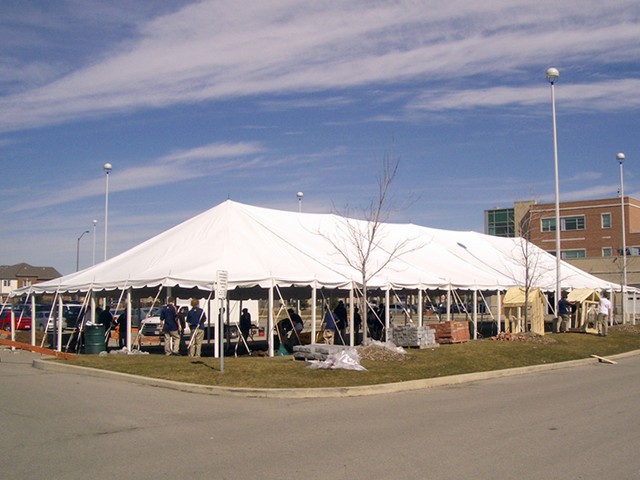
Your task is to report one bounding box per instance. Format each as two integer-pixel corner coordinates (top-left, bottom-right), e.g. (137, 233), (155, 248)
(491, 332), (557, 344)
(610, 324), (640, 334)
(392, 325), (437, 348)
(356, 340), (408, 362)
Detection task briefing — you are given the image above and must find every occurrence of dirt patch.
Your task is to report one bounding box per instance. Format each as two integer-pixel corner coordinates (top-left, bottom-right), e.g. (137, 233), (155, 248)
(490, 332), (558, 344)
(610, 324), (640, 334)
(356, 345), (408, 362)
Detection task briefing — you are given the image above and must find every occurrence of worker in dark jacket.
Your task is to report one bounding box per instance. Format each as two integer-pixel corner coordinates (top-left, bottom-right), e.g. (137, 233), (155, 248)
(160, 298), (181, 356)
(186, 298), (206, 358)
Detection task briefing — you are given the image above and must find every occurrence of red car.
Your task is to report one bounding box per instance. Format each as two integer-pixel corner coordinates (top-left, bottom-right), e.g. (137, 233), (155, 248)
(0, 309), (32, 331)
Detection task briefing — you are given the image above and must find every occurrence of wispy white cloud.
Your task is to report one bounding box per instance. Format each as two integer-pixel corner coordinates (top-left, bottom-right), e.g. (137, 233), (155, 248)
(8, 141), (268, 212)
(1, 0), (638, 131)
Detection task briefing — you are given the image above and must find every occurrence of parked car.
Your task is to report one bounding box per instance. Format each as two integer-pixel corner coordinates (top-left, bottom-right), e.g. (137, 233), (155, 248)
(33, 311), (68, 332)
(388, 304), (417, 315)
(0, 308), (32, 331)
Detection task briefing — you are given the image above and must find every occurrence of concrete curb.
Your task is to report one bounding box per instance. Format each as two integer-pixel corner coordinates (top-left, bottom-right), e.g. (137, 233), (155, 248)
(32, 349), (640, 399)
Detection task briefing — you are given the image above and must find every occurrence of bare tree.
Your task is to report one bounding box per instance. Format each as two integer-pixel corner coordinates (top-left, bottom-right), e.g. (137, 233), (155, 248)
(510, 213), (553, 333)
(320, 155), (418, 341)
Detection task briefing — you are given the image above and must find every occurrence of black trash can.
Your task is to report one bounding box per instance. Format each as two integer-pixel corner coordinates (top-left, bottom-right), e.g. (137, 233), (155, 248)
(84, 324), (106, 354)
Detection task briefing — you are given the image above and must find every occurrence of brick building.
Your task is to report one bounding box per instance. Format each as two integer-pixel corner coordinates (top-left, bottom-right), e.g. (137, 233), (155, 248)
(486, 196), (640, 288)
(0, 263), (61, 302)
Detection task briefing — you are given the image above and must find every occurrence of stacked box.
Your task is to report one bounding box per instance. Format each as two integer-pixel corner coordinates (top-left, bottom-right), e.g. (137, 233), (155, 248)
(428, 321), (471, 344)
(391, 325), (438, 348)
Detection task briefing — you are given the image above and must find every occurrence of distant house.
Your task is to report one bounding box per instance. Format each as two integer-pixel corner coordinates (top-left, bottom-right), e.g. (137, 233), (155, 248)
(0, 263), (61, 302)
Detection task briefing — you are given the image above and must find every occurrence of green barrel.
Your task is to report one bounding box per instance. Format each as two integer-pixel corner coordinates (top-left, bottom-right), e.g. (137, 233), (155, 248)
(84, 324), (106, 354)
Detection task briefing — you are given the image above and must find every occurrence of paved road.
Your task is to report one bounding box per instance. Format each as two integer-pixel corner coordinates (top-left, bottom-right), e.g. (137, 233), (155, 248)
(2, 348), (639, 480)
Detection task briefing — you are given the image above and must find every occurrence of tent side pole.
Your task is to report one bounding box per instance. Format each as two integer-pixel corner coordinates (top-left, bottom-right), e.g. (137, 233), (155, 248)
(384, 288), (390, 342)
(57, 295), (64, 351)
(610, 287), (614, 327)
(418, 289), (423, 327)
(30, 294), (36, 346)
(349, 284), (355, 347)
(447, 284), (452, 323)
(497, 290), (502, 334)
(126, 289), (132, 351)
(473, 289), (478, 340)
(311, 284), (317, 344)
(91, 294), (96, 323)
(268, 282), (274, 357)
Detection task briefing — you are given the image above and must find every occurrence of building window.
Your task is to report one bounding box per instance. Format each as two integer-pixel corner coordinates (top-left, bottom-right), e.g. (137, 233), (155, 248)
(561, 249), (586, 259)
(602, 247), (612, 257)
(486, 208), (515, 237)
(601, 213), (611, 229)
(541, 215), (585, 232)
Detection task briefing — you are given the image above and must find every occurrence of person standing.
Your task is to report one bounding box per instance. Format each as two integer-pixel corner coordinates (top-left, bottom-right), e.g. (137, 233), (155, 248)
(597, 292), (611, 337)
(322, 306), (336, 345)
(177, 306), (188, 350)
(556, 292), (572, 333)
(186, 298), (206, 358)
(116, 308), (128, 349)
(98, 305), (113, 350)
(239, 308), (252, 346)
(353, 306), (362, 343)
(333, 300), (347, 345)
(160, 298), (181, 355)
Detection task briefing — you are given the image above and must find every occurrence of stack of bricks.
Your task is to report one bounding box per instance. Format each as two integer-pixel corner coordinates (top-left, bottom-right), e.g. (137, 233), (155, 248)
(391, 325), (438, 348)
(428, 321), (471, 344)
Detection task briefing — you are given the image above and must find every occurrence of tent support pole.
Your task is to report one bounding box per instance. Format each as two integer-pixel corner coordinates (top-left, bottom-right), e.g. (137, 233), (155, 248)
(349, 284), (355, 347)
(497, 290), (502, 334)
(447, 284), (452, 323)
(311, 284), (317, 344)
(268, 281), (274, 357)
(57, 295), (64, 352)
(126, 289), (132, 351)
(418, 290), (423, 327)
(91, 294), (96, 323)
(30, 294), (36, 347)
(385, 288), (390, 342)
(473, 290), (478, 340)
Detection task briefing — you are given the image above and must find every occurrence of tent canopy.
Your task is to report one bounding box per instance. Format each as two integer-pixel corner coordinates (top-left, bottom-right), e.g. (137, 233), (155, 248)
(15, 200), (622, 297)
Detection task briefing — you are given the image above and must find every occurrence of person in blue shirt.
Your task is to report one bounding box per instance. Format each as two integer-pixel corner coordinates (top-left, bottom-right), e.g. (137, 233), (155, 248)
(160, 298), (181, 356)
(556, 291), (573, 333)
(186, 298), (206, 358)
(322, 305), (336, 345)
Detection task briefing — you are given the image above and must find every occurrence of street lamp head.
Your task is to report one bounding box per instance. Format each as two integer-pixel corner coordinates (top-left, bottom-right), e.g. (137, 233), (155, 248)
(296, 191), (304, 200)
(617, 152), (625, 163)
(93, 219), (98, 226)
(103, 162), (112, 173)
(546, 67), (560, 84)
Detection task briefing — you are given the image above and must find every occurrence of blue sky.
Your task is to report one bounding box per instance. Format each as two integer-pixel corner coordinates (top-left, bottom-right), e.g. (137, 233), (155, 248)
(1, 0), (639, 275)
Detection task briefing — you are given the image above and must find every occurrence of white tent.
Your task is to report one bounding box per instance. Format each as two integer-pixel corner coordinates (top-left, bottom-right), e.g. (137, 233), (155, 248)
(13, 200), (623, 354)
(17, 200), (619, 295)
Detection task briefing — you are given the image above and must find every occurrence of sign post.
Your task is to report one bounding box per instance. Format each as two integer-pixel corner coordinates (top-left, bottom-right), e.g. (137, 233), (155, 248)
(216, 270), (228, 373)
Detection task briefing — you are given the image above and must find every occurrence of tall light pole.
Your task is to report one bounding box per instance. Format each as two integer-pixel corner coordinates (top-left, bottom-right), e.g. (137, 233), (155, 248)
(92, 219), (98, 265)
(103, 163), (112, 262)
(617, 152), (627, 323)
(76, 230), (90, 272)
(546, 67), (561, 318)
(297, 191), (304, 213)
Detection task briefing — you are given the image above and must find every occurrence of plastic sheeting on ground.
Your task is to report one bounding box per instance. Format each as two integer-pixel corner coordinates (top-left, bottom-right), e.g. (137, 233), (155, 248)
(307, 347), (367, 371)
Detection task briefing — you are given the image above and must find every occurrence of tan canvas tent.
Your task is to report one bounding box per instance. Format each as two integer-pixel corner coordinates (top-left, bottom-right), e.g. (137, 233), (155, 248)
(566, 289), (600, 334)
(502, 287), (546, 335)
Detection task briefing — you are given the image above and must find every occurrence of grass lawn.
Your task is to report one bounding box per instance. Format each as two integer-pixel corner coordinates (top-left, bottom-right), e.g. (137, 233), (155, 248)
(24, 325), (640, 389)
